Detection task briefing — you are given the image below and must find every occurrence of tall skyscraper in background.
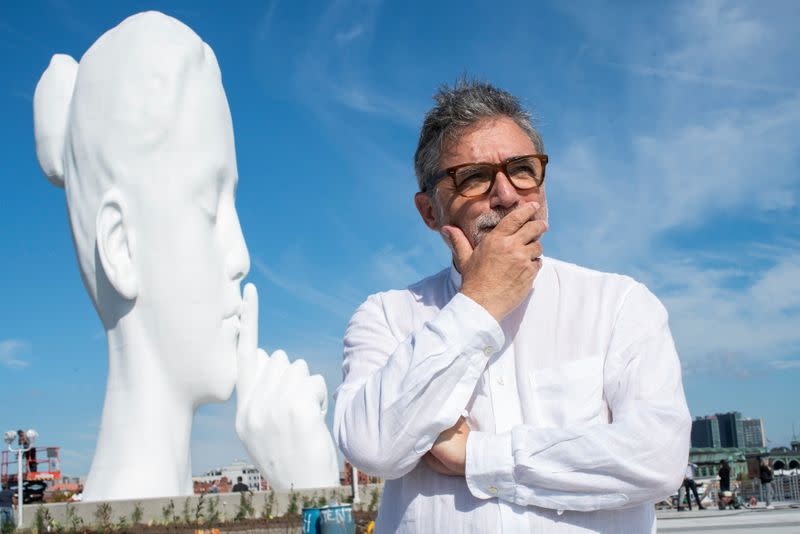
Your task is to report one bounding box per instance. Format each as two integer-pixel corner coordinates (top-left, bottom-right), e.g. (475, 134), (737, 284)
(716, 412), (745, 448)
(742, 418), (766, 448)
(691, 415), (721, 448)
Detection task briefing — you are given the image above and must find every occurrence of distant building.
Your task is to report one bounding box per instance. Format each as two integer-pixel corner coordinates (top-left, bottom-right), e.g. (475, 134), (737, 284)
(340, 461), (381, 486)
(742, 418), (766, 448)
(716, 412), (745, 448)
(691, 416), (721, 448)
(193, 459), (266, 494)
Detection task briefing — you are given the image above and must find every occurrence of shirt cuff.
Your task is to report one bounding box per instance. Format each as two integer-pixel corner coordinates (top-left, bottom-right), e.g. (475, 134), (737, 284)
(465, 430), (515, 501)
(446, 292), (505, 354)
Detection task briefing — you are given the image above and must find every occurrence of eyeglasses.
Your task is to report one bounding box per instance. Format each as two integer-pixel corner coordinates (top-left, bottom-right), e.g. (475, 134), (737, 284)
(423, 154), (548, 198)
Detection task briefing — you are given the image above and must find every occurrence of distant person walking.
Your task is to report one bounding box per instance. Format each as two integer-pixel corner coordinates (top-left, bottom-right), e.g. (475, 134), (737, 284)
(718, 459), (731, 493)
(0, 480), (16, 527)
(760, 458), (775, 509)
(681, 462), (704, 510)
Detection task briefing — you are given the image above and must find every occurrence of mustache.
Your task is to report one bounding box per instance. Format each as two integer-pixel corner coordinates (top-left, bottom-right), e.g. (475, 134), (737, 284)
(475, 208), (515, 230)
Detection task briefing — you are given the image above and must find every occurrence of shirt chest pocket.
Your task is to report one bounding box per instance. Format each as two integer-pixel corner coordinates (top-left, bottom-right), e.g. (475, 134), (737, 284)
(529, 355), (605, 428)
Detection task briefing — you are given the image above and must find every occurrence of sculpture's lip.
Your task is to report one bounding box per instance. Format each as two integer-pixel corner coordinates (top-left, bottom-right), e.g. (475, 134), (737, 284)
(223, 313), (241, 336)
(222, 303), (242, 320)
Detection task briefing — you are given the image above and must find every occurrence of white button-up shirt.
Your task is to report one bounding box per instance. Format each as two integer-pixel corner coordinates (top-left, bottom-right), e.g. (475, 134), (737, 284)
(334, 257), (691, 533)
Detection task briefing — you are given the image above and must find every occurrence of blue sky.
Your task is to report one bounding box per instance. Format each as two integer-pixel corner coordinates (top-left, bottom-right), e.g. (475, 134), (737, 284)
(1, 1), (798, 477)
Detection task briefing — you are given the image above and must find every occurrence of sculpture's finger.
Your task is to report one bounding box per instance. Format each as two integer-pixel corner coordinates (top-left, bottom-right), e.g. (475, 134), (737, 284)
(307, 374), (329, 416)
(235, 282), (259, 399)
(270, 349), (291, 370)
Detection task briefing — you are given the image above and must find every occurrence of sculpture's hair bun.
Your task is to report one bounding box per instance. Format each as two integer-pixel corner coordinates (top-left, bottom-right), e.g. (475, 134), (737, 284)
(33, 54), (78, 188)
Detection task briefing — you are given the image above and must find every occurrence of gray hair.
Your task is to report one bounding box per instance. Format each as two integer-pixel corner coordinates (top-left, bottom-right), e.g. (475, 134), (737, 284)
(414, 79), (544, 192)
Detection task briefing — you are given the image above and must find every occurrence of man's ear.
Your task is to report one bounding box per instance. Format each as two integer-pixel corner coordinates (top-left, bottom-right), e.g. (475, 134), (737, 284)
(95, 188), (138, 300)
(414, 192), (439, 230)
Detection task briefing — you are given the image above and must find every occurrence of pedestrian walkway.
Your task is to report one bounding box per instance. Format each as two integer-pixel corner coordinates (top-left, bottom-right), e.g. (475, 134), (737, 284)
(657, 503), (800, 533)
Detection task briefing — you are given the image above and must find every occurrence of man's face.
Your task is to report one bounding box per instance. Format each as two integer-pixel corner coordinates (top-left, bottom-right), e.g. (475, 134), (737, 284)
(128, 72), (249, 405)
(416, 116), (547, 248)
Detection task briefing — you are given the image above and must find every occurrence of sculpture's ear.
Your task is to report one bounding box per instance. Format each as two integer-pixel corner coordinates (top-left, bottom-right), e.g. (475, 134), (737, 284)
(96, 188), (138, 300)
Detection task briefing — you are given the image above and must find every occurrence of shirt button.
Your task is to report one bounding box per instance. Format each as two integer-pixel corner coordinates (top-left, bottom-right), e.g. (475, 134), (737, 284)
(483, 346), (494, 356)
(487, 486), (498, 495)
(496, 376), (505, 386)
(557, 509), (564, 516)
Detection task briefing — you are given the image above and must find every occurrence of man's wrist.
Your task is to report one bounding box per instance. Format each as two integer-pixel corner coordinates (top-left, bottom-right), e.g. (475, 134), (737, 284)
(459, 287), (504, 322)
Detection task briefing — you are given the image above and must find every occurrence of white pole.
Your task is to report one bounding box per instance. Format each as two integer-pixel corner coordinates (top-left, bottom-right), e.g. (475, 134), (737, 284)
(16, 448), (23, 529)
(352, 465), (360, 504)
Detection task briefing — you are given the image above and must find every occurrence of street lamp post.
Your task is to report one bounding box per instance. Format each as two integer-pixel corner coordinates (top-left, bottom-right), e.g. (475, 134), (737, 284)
(4, 428), (38, 529)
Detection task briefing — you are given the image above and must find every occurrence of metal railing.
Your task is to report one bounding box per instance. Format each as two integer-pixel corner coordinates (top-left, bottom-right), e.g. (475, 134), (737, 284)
(739, 474), (800, 504)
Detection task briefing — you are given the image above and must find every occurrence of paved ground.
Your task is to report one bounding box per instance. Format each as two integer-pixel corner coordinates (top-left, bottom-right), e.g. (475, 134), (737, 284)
(657, 504), (800, 533)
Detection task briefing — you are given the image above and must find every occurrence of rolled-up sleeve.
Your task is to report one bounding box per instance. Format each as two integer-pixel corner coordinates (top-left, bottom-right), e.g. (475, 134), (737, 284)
(465, 283), (691, 511)
(334, 291), (504, 480)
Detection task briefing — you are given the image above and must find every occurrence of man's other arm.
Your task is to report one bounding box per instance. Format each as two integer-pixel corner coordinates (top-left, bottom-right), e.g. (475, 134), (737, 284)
(465, 283), (691, 511)
(333, 291), (504, 480)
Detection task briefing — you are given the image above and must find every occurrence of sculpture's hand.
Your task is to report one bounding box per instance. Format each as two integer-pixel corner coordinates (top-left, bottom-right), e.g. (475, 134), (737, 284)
(234, 283), (339, 491)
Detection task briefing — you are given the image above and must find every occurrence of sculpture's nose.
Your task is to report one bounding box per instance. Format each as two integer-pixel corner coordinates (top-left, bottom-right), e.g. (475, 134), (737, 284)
(227, 211), (250, 282)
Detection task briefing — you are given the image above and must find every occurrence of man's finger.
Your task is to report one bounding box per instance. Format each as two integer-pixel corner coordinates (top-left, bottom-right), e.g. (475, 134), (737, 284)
(495, 201), (540, 235)
(442, 225), (473, 272)
(515, 219), (549, 245)
(236, 283), (259, 399)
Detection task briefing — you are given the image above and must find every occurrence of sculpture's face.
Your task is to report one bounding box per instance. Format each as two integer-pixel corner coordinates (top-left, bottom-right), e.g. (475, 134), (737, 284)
(128, 74), (249, 404)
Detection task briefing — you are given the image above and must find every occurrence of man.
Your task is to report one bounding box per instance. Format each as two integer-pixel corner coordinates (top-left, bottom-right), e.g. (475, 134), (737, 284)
(17, 430), (35, 474)
(680, 462), (704, 510)
(760, 458), (774, 509)
(0, 481), (15, 527)
(718, 459), (731, 493)
(232, 476), (249, 493)
(334, 80), (691, 533)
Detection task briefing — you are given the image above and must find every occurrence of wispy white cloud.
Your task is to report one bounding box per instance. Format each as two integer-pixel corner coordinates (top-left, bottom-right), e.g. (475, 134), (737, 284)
(252, 258), (354, 320)
(645, 253), (800, 370)
(770, 359), (800, 370)
(336, 23), (365, 44)
(0, 339), (31, 369)
(546, 1), (800, 382)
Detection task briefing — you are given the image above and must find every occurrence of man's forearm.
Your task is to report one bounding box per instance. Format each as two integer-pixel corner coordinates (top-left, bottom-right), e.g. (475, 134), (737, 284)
(334, 292), (504, 479)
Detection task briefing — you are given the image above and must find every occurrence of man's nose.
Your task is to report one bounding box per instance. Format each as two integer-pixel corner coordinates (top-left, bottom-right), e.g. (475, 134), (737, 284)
(488, 171), (520, 209)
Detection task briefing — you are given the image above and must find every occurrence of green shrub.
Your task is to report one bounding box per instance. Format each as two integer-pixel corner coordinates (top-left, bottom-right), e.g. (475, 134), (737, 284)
(287, 487), (299, 516)
(130, 501), (143, 525)
(64, 504), (83, 532)
(194, 493), (206, 524)
(261, 489), (275, 519)
(93, 502), (113, 531)
(160, 499), (175, 525)
(206, 496), (220, 524)
(234, 491), (254, 520)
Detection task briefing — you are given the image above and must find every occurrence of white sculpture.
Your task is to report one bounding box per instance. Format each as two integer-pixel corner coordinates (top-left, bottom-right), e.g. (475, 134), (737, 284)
(33, 11), (338, 500)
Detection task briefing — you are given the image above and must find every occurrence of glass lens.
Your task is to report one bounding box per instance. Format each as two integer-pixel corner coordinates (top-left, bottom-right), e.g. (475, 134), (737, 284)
(507, 157), (543, 189)
(454, 165), (494, 196)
